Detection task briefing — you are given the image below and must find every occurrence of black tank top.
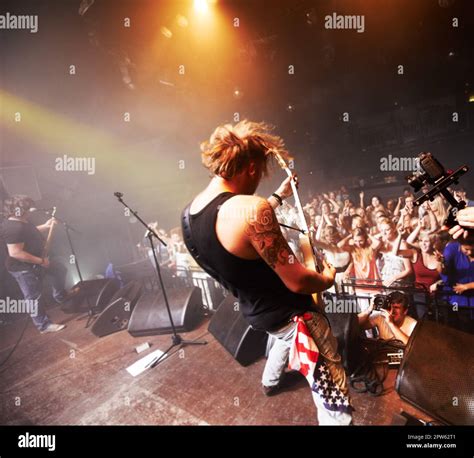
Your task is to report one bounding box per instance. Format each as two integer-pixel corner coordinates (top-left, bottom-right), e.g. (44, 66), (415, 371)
(187, 192), (314, 331)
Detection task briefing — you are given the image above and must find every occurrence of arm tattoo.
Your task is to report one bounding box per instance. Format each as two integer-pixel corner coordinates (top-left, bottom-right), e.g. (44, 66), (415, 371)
(245, 200), (293, 269)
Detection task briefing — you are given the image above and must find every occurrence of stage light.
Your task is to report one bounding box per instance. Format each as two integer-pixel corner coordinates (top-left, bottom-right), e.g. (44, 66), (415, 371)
(160, 26), (172, 39)
(78, 0), (94, 16)
(177, 14), (189, 27)
(159, 80), (175, 87)
(194, 0), (210, 14)
(305, 8), (317, 26)
(233, 87), (243, 99)
(469, 94), (474, 103)
(118, 55), (135, 90)
(438, 0), (455, 7)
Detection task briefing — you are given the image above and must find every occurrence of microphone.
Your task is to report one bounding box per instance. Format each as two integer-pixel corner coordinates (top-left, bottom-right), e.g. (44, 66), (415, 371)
(114, 192), (123, 198)
(29, 207), (55, 214)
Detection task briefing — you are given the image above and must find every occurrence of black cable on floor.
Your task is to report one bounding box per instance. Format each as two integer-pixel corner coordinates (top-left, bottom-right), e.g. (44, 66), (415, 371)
(0, 315), (30, 371)
(349, 338), (404, 396)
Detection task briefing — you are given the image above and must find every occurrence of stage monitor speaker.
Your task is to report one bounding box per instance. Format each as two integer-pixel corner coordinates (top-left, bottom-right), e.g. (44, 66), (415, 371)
(95, 278), (121, 312)
(62, 279), (115, 313)
(325, 309), (366, 375)
(396, 319), (474, 425)
(208, 294), (268, 367)
(91, 281), (143, 337)
(128, 286), (204, 337)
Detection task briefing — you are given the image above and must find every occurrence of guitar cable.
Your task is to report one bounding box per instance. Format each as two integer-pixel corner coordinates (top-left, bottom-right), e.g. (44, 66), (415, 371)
(278, 222), (306, 234)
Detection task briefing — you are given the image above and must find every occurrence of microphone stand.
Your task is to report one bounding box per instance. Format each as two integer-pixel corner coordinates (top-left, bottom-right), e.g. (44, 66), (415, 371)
(38, 209), (93, 326)
(113, 192), (206, 370)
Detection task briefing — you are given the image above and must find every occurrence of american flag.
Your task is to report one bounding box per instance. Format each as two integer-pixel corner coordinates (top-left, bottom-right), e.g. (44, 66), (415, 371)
(289, 313), (353, 414)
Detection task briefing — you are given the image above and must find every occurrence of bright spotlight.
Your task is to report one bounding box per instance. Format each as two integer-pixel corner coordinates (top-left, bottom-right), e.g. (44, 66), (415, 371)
(194, 0), (209, 14)
(233, 87), (243, 99)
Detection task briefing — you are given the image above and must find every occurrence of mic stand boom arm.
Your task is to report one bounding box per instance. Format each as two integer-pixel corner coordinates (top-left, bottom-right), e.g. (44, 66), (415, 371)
(113, 192), (206, 370)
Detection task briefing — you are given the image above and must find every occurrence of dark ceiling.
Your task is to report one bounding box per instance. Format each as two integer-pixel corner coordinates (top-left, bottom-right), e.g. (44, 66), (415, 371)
(1, 0), (473, 272)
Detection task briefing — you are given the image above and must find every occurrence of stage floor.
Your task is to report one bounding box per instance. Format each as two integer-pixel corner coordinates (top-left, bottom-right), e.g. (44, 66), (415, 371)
(0, 304), (432, 426)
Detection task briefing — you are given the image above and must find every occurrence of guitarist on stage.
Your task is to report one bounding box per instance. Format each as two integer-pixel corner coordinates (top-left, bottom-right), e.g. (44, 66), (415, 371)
(0, 195), (68, 333)
(182, 121), (352, 425)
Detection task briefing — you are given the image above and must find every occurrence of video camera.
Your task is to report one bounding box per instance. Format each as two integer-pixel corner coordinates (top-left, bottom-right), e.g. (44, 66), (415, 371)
(406, 152), (469, 229)
(373, 294), (391, 311)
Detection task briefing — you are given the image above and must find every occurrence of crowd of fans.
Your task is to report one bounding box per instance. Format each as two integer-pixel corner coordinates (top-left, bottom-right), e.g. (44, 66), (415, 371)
(137, 222), (191, 273)
(276, 185), (474, 334)
(141, 186), (473, 335)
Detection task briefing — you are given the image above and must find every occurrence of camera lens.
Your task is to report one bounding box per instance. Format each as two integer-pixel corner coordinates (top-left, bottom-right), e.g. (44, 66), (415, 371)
(373, 295), (386, 310)
(407, 174), (424, 192)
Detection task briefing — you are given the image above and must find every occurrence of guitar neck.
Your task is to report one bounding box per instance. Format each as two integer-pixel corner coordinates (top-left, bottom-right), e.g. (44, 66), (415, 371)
(273, 150), (325, 308)
(41, 208), (57, 258)
(42, 227), (54, 257)
(281, 168), (323, 272)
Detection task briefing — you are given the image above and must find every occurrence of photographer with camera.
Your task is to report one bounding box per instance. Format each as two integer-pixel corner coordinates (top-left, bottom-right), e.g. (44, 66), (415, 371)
(357, 291), (417, 345)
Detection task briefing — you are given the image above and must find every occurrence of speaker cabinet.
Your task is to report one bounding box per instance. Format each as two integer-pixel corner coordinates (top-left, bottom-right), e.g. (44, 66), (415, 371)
(208, 294), (268, 366)
(62, 278), (119, 313)
(396, 319), (474, 425)
(128, 286), (204, 337)
(91, 281), (143, 337)
(95, 278), (122, 312)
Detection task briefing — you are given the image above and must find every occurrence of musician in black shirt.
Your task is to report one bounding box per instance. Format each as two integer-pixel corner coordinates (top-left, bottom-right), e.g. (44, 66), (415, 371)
(182, 121), (352, 425)
(0, 195), (67, 333)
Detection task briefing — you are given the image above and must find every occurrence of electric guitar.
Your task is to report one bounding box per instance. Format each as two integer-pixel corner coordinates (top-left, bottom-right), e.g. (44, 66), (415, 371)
(32, 206), (57, 273)
(41, 206), (57, 260)
(272, 151), (327, 310)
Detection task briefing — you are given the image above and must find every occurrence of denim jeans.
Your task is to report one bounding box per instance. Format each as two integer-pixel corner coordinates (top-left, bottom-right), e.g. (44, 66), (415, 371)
(45, 259), (68, 303)
(9, 269), (50, 331)
(9, 260), (67, 331)
(262, 311), (352, 425)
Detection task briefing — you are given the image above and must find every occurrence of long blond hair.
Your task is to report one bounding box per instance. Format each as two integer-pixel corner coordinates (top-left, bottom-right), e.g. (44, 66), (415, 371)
(351, 228), (374, 264)
(429, 196), (448, 225)
(200, 120), (288, 179)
